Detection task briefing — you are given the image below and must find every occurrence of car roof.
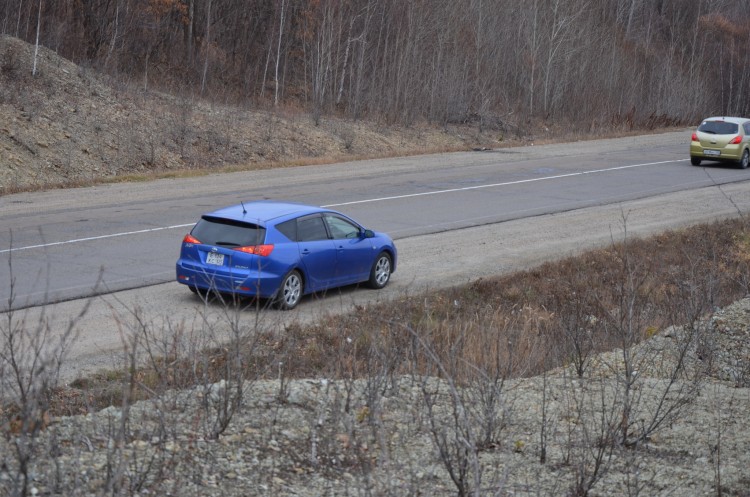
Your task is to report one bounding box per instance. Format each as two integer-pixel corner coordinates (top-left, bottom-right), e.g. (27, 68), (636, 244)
(701, 116), (750, 124)
(205, 201), (328, 224)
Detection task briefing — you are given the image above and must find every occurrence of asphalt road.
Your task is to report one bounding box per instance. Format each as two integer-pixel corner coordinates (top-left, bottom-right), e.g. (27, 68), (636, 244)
(1, 129), (743, 310)
(4, 129), (750, 381)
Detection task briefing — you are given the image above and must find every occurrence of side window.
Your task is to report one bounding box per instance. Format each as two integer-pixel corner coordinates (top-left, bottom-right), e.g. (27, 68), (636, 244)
(324, 214), (361, 239)
(276, 219), (298, 241)
(296, 215), (329, 242)
(744, 122), (750, 135)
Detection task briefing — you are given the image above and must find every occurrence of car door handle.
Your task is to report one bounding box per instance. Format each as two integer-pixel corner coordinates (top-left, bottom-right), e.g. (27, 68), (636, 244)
(301, 249), (311, 255)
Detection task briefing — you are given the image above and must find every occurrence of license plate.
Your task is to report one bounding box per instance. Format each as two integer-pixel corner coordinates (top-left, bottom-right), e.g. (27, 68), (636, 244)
(206, 252), (224, 266)
(704, 149), (721, 156)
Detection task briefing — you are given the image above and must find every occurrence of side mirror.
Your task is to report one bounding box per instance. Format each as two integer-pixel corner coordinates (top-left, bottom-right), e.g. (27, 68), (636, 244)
(363, 229), (375, 239)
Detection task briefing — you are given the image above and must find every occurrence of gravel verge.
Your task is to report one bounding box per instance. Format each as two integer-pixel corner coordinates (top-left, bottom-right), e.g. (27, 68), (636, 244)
(2, 297), (749, 496)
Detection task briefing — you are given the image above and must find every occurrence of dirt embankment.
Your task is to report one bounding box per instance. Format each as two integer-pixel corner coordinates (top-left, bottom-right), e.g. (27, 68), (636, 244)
(1, 35), (525, 194)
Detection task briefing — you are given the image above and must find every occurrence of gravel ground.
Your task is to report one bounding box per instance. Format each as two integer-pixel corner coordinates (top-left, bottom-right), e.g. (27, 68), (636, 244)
(2, 299), (749, 496)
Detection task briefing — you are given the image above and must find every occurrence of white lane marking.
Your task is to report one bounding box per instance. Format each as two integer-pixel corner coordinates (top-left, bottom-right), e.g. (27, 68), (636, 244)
(1, 224), (195, 254)
(323, 160), (682, 207)
(2, 159), (683, 253)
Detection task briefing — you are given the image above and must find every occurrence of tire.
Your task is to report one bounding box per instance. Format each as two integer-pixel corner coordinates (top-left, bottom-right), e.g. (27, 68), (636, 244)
(275, 270), (303, 310)
(690, 156), (701, 166)
(740, 149), (749, 169)
(367, 252), (392, 289)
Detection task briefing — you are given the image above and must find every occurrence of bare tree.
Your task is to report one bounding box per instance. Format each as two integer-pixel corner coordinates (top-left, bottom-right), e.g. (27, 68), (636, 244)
(200, 0), (212, 95)
(30, 0), (38, 76)
(1, 237), (94, 497)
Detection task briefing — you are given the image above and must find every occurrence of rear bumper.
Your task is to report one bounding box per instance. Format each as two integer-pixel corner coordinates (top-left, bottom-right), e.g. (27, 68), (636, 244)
(175, 260), (281, 298)
(690, 143), (743, 161)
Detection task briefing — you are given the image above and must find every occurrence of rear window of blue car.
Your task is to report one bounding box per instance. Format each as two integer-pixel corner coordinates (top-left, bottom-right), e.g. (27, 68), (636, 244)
(191, 216), (266, 247)
(699, 121), (739, 135)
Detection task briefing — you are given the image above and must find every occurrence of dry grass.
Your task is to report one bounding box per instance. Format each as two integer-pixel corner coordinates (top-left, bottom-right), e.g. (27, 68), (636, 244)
(38, 217), (750, 416)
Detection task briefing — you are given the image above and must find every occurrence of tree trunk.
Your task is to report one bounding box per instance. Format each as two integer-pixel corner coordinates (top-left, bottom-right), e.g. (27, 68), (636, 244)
(32, 0), (41, 76)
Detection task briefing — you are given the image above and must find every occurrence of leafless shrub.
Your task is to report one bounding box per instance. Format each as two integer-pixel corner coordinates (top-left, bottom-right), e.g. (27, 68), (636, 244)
(594, 229), (706, 448)
(709, 383), (727, 497)
(562, 373), (619, 497)
(553, 283), (601, 378)
(311, 106), (322, 127)
(172, 98), (194, 160)
(1, 43), (20, 80)
(541, 216), (722, 495)
(263, 110), (280, 143)
(276, 305), (406, 494)
(339, 125), (355, 151)
(50, 277), (277, 495)
(98, 305), (177, 495)
(405, 317), (523, 497)
(135, 290), (267, 442)
(727, 225), (750, 295)
(0, 242), (94, 497)
(418, 373), (480, 497)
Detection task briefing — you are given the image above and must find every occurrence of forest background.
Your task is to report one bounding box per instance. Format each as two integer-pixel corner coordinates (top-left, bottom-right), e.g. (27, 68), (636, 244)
(3, 0), (749, 130)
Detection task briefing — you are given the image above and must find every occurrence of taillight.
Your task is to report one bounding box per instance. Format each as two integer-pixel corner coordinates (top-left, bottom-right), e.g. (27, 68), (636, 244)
(183, 233), (201, 244)
(691, 132), (698, 142)
(234, 244), (274, 256)
(729, 135), (742, 144)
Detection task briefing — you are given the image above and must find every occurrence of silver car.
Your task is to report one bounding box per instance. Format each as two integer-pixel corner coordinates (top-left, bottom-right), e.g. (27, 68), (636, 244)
(690, 116), (750, 168)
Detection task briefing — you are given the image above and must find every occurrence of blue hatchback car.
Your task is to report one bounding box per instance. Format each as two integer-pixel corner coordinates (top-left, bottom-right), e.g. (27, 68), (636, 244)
(176, 201), (397, 309)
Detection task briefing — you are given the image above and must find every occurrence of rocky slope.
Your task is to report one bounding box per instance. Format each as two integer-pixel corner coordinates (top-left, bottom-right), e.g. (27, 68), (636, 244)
(2, 298), (749, 496)
(0, 35), (511, 194)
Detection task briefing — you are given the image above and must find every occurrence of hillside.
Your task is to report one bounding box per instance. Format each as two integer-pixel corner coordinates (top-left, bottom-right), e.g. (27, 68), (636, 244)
(3, 32), (750, 497)
(0, 35), (515, 194)
(5, 1), (743, 133)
